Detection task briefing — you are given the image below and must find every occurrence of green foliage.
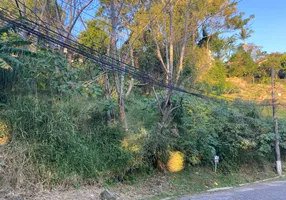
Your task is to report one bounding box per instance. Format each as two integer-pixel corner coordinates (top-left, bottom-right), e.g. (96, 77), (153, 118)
(210, 34), (237, 60)
(207, 60), (227, 94)
(225, 12), (255, 30)
(227, 49), (257, 77)
(0, 27), (33, 70)
(0, 25), (104, 99)
(193, 60), (237, 95)
(174, 96), (276, 171)
(125, 96), (158, 131)
(138, 46), (161, 75)
(0, 58), (11, 70)
(262, 53), (282, 70)
(0, 1), (284, 190)
(256, 53), (286, 80)
(278, 54), (286, 78)
(78, 20), (109, 53)
(239, 27), (254, 43)
(280, 54), (286, 67)
(1, 95), (131, 183)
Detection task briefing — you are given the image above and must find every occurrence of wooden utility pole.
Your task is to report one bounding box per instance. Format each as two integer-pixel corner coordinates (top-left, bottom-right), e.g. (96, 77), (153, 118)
(271, 67), (282, 176)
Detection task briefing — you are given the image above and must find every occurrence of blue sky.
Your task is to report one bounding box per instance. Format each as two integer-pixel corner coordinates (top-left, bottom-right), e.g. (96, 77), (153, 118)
(238, 0), (286, 53)
(72, 0), (286, 53)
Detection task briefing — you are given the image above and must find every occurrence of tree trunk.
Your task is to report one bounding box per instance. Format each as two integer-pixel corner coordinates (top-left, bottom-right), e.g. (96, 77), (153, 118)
(160, 0), (174, 130)
(22, 0), (26, 16)
(110, 0), (128, 130)
(126, 44), (135, 97)
(104, 73), (112, 122)
(175, 0), (191, 84)
(163, 7), (170, 82)
(168, 0), (174, 84)
(102, 41), (112, 122)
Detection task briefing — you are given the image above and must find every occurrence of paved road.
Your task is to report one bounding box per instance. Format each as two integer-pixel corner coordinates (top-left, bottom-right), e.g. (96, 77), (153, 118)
(178, 180), (286, 200)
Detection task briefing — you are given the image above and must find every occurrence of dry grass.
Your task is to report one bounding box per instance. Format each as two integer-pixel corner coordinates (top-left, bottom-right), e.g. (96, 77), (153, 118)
(223, 78), (286, 119)
(223, 78), (286, 105)
(1, 173), (175, 200)
(1, 161), (279, 200)
(0, 142), (44, 193)
(223, 77), (286, 118)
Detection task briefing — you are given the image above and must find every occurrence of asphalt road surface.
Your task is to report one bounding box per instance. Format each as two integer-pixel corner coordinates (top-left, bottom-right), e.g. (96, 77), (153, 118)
(178, 180), (286, 200)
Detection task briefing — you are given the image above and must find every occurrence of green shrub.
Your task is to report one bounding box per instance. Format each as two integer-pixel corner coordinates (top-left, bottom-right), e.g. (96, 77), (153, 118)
(176, 95), (275, 171)
(1, 92), (284, 186)
(197, 60), (228, 95)
(1, 95), (131, 184)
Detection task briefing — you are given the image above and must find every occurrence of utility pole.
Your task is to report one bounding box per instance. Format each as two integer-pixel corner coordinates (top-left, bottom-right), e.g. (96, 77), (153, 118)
(271, 67), (282, 176)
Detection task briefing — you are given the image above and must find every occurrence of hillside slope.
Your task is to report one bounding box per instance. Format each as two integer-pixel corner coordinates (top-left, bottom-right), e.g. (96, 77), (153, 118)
(223, 78), (286, 105)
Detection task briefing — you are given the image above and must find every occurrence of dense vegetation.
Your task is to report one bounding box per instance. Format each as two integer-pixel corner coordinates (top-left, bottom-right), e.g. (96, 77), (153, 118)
(0, 0), (286, 191)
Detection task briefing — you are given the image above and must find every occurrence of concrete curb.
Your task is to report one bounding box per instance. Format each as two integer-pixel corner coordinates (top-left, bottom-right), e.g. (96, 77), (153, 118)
(207, 187), (233, 192)
(238, 175), (286, 187)
(205, 174), (286, 193)
(160, 175), (286, 200)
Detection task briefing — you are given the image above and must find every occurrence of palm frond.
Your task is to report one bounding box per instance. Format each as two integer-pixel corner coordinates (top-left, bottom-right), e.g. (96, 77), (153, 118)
(0, 57), (13, 70)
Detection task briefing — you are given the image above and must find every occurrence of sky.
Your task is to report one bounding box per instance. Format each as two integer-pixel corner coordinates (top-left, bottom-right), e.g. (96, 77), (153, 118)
(72, 0), (286, 53)
(238, 0), (286, 53)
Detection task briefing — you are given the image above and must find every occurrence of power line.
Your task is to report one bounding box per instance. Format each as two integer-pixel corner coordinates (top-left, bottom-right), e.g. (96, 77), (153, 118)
(1, 2), (188, 89)
(12, 0), (106, 48)
(0, 5), (140, 74)
(56, 0), (144, 33)
(56, 0), (131, 37)
(12, 0), (148, 63)
(55, 0), (172, 56)
(0, 10), (203, 97)
(12, 0), (175, 76)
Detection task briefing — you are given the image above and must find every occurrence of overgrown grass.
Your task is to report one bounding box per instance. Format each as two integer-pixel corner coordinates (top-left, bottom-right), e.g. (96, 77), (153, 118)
(1, 92), (286, 191)
(0, 95), (133, 188)
(146, 161), (278, 200)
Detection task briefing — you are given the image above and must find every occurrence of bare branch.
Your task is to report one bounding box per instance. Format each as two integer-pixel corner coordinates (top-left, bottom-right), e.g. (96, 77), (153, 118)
(66, 0), (93, 38)
(175, 0), (191, 84)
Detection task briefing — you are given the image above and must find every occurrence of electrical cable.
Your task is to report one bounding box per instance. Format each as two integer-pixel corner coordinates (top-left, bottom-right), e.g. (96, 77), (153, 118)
(12, 0), (177, 85)
(0, 10), (204, 97)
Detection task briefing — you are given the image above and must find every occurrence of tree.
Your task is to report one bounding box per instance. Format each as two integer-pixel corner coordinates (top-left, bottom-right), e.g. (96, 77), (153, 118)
(205, 60), (227, 94)
(209, 34), (237, 60)
(278, 54), (286, 79)
(259, 53), (283, 78)
(227, 48), (257, 78)
(129, 0), (256, 150)
(239, 27), (253, 50)
(78, 20), (109, 53)
(95, 0), (136, 129)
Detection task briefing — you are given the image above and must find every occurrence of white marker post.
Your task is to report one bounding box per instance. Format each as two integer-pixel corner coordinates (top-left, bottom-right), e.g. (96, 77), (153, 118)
(214, 155), (219, 173)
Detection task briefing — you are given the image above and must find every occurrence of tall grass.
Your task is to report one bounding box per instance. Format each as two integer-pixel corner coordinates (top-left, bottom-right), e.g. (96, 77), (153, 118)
(1, 94), (285, 189)
(1, 95), (131, 187)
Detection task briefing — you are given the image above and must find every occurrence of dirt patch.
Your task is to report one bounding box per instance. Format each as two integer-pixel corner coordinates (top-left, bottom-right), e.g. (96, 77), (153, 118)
(0, 165), (280, 200)
(1, 174), (175, 200)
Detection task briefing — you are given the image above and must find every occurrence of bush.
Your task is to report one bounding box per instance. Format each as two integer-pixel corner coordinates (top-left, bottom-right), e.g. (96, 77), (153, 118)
(197, 60), (228, 95)
(1, 95), (132, 185)
(1, 92), (283, 187)
(176, 95), (275, 171)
